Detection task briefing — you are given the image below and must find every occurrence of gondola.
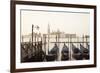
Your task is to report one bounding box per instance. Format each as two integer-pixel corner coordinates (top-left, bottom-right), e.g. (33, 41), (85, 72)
(22, 41), (45, 62)
(72, 44), (83, 60)
(21, 43), (34, 62)
(46, 43), (59, 61)
(61, 43), (69, 61)
(38, 42), (45, 61)
(33, 41), (45, 62)
(22, 43), (36, 62)
(80, 44), (89, 59)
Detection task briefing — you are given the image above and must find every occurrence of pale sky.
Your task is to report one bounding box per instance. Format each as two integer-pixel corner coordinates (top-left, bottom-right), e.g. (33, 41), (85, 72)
(21, 10), (90, 36)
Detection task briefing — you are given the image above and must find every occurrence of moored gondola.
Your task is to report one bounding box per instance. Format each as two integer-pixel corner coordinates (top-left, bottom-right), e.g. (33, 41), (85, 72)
(61, 43), (69, 61)
(46, 43), (59, 61)
(21, 41), (45, 62)
(37, 41), (45, 61)
(80, 44), (89, 59)
(72, 44), (83, 60)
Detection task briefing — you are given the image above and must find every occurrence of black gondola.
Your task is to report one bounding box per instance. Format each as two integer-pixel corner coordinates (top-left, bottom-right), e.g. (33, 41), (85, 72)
(61, 43), (69, 61)
(46, 43), (59, 61)
(72, 44), (83, 60)
(21, 43), (33, 62)
(37, 42), (45, 61)
(22, 43), (36, 62)
(32, 41), (45, 62)
(80, 44), (89, 59)
(22, 41), (45, 62)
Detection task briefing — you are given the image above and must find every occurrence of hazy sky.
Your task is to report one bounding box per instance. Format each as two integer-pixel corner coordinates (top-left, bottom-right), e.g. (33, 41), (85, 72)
(21, 10), (90, 36)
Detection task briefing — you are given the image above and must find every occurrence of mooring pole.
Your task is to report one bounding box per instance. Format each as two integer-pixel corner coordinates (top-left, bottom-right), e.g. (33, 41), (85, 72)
(82, 35), (84, 46)
(85, 35), (88, 49)
(48, 24), (50, 55)
(44, 35), (46, 55)
(32, 25), (34, 48)
(32, 24), (34, 56)
(22, 35), (24, 43)
(70, 35), (72, 60)
(77, 36), (79, 48)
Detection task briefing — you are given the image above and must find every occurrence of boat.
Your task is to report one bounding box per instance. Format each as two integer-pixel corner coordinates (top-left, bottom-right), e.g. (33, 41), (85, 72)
(72, 44), (83, 60)
(46, 43), (59, 61)
(33, 41), (45, 62)
(21, 41), (45, 62)
(80, 44), (89, 59)
(61, 43), (69, 61)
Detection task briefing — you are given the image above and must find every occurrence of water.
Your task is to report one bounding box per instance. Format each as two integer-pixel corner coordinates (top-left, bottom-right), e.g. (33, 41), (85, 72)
(21, 36), (89, 61)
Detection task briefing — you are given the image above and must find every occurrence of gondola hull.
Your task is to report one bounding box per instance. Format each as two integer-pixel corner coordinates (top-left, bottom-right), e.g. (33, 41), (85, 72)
(46, 54), (56, 61)
(61, 53), (69, 60)
(72, 53), (83, 60)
